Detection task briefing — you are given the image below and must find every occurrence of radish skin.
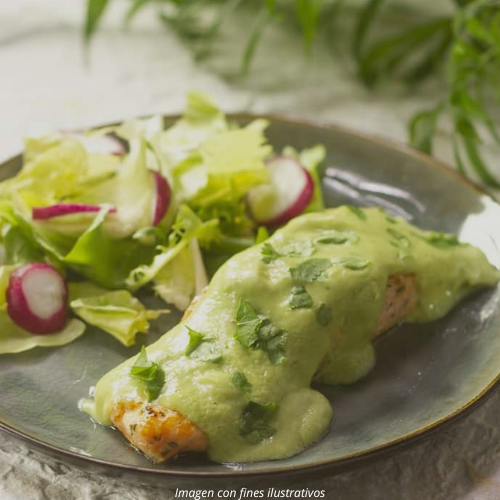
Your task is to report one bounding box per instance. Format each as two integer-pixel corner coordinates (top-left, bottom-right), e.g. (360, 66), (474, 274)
(7, 263), (69, 334)
(32, 203), (117, 221)
(247, 156), (314, 228)
(151, 171), (171, 226)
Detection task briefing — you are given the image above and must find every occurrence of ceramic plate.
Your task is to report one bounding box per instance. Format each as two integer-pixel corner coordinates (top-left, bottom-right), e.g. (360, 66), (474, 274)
(1, 115), (500, 483)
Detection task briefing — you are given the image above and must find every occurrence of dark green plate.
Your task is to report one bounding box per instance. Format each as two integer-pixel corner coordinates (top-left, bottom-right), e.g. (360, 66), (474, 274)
(1, 115), (500, 483)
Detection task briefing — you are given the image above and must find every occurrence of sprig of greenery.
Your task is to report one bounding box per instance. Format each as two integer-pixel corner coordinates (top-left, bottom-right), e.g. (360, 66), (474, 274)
(83, 0), (500, 188)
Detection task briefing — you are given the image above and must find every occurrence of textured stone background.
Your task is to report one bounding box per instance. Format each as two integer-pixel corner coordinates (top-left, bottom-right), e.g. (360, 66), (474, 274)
(1, 1), (500, 498)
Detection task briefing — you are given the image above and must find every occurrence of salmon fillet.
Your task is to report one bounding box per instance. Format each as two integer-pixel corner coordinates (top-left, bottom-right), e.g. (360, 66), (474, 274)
(111, 273), (418, 463)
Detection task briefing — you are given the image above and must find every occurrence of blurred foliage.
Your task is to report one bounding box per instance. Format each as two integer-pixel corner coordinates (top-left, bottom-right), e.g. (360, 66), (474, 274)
(84, 0), (500, 188)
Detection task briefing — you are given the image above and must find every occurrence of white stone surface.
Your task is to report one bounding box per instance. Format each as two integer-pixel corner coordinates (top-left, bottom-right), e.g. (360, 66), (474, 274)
(1, 1), (500, 498)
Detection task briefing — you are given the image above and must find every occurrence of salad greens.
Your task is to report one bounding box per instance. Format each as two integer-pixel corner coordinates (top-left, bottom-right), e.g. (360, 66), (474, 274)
(0, 92), (324, 354)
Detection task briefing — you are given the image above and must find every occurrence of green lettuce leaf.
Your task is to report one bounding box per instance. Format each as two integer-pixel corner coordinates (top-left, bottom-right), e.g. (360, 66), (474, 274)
(154, 238), (208, 311)
(63, 207), (156, 288)
(126, 205), (214, 292)
(0, 137), (88, 204)
(69, 282), (167, 346)
(0, 316), (86, 354)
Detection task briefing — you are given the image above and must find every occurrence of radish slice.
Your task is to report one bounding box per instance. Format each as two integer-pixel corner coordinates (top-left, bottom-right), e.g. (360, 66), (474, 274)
(32, 203), (117, 221)
(63, 131), (125, 156)
(7, 263), (69, 335)
(150, 171), (171, 226)
(247, 156), (314, 228)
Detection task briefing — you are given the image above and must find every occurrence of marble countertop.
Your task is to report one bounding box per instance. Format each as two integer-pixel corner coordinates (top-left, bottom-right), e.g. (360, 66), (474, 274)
(1, 1), (500, 498)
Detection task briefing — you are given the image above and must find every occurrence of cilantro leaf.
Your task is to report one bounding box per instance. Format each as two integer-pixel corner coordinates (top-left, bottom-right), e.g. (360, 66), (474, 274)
(289, 285), (313, 309)
(337, 255), (370, 270)
(234, 299), (287, 364)
(346, 205), (367, 220)
(261, 242), (281, 264)
(315, 230), (349, 245)
(184, 326), (221, 363)
(235, 299), (263, 348)
(316, 304), (332, 327)
(261, 240), (315, 264)
(238, 401), (278, 444)
(280, 240), (315, 257)
(185, 326), (206, 356)
(289, 258), (332, 282)
(130, 346), (165, 402)
(191, 342), (222, 363)
(232, 371), (252, 394)
(264, 331), (287, 365)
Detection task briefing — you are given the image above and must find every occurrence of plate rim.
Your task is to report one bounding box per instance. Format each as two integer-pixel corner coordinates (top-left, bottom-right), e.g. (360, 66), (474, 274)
(0, 112), (499, 479)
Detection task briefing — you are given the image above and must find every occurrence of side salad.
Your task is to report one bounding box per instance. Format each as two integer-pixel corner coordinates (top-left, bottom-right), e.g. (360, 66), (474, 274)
(0, 92), (325, 354)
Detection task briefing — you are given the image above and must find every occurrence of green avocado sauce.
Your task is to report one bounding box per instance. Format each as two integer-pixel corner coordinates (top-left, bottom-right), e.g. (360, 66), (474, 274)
(83, 206), (499, 463)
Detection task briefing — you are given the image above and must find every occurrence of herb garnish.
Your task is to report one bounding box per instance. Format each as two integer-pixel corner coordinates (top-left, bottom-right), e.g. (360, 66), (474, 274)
(289, 258), (332, 282)
(424, 231), (460, 249)
(232, 371), (252, 395)
(337, 256), (370, 270)
(346, 205), (367, 220)
(316, 304), (332, 327)
(238, 401), (278, 444)
(130, 346), (165, 402)
(261, 243), (281, 264)
(261, 241), (315, 264)
(289, 285), (313, 309)
(316, 229), (358, 245)
(235, 299), (287, 364)
(185, 326), (221, 362)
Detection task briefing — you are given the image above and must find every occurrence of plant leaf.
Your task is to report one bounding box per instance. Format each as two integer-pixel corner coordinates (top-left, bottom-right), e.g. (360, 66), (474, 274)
(409, 103), (444, 154)
(84, 0), (110, 42)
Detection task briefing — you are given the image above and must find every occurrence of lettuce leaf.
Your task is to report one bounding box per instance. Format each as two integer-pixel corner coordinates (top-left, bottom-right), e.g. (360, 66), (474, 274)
(64, 207), (156, 288)
(0, 316), (86, 354)
(69, 282), (168, 346)
(0, 137), (88, 204)
(127, 205), (214, 292)
(154, 238), (208, 311)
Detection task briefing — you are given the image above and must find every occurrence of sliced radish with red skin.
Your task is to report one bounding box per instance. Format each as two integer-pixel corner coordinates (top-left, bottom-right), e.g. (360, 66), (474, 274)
(150, 171), (171, 226)
(62, 131), (125, 156)
(32, 203), (117, 220)
(7, 263), (68, 335)
(247, 156), (314, 228)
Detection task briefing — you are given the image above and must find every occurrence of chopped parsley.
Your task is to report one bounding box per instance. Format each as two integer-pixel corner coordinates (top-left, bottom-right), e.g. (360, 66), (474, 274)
(346, 204), (367, 220)
(185, 326), (221, 363)
(337, 255), (370, 270)
(238, 401), (278, 444)
(289, 285), (313, 309)
(289, 258), (332, 282)
(130, 346), (165, 402)
(235, 299), (287, 364)
(232, 371), (252, 395)
(316, 304), (332, 327)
